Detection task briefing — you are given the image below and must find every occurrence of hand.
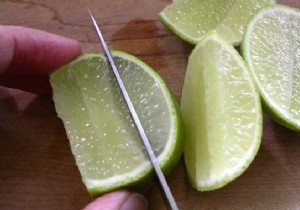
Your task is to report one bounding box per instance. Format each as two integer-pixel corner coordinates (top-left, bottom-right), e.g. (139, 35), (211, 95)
(83, 190), (148, 210)
(0, 25), (81, 94)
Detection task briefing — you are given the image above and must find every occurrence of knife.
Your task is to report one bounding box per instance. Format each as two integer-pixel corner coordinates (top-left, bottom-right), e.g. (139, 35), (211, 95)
(88, 10), (179, 210)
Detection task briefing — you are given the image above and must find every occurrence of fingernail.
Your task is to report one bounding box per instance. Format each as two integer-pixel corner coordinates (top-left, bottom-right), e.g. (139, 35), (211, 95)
(121, 193), (148, 210)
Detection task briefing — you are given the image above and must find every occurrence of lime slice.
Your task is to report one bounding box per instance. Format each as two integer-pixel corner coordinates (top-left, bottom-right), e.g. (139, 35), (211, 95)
(242, 5), (300, 131)
(159, 0), (275, 46)
(50, 51), (183, 196)
(181, 32), (262, 191)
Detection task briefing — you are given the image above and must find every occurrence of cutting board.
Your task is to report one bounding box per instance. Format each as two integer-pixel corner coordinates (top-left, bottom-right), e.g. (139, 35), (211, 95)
(1, 0), (300, 209)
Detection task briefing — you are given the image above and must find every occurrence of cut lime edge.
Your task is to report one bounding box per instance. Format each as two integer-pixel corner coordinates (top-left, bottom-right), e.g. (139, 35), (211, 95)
(51, 51), (183, 195)
(186, 32), (262, 191)
(159, 11), (198, 45)
(241, 5), (300, 131)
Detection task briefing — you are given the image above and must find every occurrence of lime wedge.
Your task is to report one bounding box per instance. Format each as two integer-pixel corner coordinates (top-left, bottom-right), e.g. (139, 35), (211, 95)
(242, 5), (300, 131)
(50, 51), (183, 196)
(181, 32), (262, 191)
(159, 0), (275, 46)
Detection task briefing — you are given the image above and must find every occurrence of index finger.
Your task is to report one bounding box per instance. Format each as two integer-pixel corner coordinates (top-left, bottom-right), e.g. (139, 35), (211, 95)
(0, 25), (82, 76)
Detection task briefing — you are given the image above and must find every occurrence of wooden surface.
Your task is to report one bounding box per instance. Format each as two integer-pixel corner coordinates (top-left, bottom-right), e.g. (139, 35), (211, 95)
(1, 0), (300, 209)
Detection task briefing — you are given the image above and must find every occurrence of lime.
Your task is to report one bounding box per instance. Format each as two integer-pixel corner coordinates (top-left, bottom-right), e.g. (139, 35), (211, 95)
(242, 5), (300, 131)
(159, 0), (275, 46)
(50, 51), (183, 196)
(181, 32), (262, 191)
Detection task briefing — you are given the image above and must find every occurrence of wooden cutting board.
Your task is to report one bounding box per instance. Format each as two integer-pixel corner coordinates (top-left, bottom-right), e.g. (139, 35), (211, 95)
(1, 0), (300, 209)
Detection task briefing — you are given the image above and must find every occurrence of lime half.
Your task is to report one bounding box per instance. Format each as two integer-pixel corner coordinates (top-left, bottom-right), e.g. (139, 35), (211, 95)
(242, 5), (300, 131)
(50, 51), (183, 196)
(159, 0), (275, 46)
(181, 32), (262, 191)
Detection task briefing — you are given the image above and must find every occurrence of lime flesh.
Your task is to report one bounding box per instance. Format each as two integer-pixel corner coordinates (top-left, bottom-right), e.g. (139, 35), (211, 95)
(181, 32), (262, 191)
(242, 5), (300, 131)
(159, 0), (275, 46)
(50, 51), (183, 196)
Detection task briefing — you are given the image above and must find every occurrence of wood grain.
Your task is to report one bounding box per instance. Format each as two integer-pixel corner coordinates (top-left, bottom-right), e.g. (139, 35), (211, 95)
(0, 0), (300, 209)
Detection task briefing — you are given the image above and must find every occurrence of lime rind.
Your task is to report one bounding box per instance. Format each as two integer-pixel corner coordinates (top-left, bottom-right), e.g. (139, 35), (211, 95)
(242, 5), (300, 131)
(181, 32), (262, 191)
(50, 51), (183, 196)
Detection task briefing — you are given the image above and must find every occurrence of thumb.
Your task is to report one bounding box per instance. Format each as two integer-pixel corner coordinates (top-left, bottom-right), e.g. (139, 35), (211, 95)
(83, 190), (148, 210)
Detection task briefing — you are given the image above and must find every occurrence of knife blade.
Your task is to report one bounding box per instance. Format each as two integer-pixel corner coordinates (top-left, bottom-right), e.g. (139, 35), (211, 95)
(88, 10), (179, 210)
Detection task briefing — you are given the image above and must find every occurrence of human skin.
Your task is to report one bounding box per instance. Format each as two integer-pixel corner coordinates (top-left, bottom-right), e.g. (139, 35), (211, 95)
(0, 26), (81, 94)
